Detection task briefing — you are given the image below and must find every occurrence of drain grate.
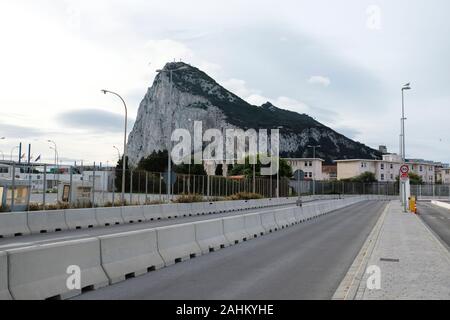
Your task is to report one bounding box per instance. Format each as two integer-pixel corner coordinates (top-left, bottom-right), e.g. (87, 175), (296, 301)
(380, 258), (400, 262)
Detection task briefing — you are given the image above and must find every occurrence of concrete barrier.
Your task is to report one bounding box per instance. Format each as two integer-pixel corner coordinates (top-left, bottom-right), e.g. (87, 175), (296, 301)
(195, 219), (230, 254)
(176, 203), (192, 217)
(303, 206), (315, 220)
(7, 238), (108, 300)
(121, 206), (145, 223)
(95, 207), (124, 227)
(28, 210), (68, 234)
(274, 208), (291, 229)
(203, 202), (217, 214)
(223, 215), (250, 244)
(260, 212), (278, 233)
(191, 203), (206, 215)
(0, 212), (30, 238)
(156, 223), (201, 266)
(294, 207), (306, 223)
(0, 251), (11, 300)
(161, 204), (179, 219)
(65, 208), (98, 230)
(143, 204), (163, 221)
(244, 213), (265, 238)
(99, 229), (164, 284)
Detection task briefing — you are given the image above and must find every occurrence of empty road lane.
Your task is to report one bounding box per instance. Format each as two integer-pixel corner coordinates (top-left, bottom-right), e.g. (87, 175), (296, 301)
(76, 200), (387, 300)
(417, 202), (450, 248)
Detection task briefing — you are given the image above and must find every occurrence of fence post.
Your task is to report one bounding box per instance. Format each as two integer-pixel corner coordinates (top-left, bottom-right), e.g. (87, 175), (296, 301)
(130, 170), (133, 204)
(92, 163), (96, 208)
(43, 164), (47, 208)
(145, 172), (148, 204)
(11, 163), (16, 211)
(69, 166), (73, 205)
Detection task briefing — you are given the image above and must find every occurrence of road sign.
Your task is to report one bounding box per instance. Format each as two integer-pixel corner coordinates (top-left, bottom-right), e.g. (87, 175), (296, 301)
(400, 165), (409, 174)
(162, 171), (177, 187)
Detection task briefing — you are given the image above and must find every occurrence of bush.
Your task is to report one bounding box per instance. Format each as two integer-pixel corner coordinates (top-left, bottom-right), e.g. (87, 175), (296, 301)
(226, 192), (263, 200)
(173, 194), (204, 203)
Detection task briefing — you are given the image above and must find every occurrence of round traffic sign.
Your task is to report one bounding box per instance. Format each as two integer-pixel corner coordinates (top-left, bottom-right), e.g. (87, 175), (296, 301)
(400, 165), (409, 174)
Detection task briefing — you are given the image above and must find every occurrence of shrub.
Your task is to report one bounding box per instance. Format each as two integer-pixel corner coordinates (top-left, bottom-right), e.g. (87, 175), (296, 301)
(173, 194), (204, 203)
(227, 192), (263, 200)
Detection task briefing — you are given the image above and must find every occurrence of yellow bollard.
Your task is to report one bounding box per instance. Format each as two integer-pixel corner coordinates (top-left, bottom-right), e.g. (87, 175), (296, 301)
(409, 196), (417, 214)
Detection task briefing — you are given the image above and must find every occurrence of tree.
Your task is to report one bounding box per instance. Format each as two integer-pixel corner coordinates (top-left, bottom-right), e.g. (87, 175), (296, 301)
(137, 150), (169, 173)
(396, 172), (424, 185)
(229, 155), (293, 178)
(343, 172), (378, 183)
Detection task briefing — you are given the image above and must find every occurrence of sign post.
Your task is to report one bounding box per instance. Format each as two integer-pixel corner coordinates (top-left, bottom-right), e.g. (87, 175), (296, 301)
(400, 165), (410, 212)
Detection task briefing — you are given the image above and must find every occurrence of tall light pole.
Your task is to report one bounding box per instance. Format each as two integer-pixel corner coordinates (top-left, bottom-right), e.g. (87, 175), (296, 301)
(401, 83), (411, 212)
(10, 146), (19, 162)
(113, 146), (121, 162)
(102, 90), (128, 204)
(156, 65), (189, 202)
(307, 145), (321, 195)
(47, 140), (58, 172)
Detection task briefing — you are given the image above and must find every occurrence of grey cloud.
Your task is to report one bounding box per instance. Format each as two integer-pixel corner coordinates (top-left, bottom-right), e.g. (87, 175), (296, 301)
(0, 122), (46, 138)
(56, 109), (135, 133)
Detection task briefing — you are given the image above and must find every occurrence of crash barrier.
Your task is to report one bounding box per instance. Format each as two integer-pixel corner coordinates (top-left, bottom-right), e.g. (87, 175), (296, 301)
(195, 219), (230, 254)
(156, 223), (202, 266)
(95, 207), (123, 226)
(0, 251), (11, 300)
(65, 208), (99, 230)
(99, 229), (164, 284)
(0, 212), (30, 238)
(1, 195), (377, 300)
(6, 238), (108, 300)
(0, 195), (378, 238)
(28, 210), (68, 234)
(121, 206), (145, 223)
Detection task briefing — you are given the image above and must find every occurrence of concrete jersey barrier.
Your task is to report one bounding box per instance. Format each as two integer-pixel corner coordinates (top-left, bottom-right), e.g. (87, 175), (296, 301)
(156, 223), (202, 266)
(244, 213), (265, 238)
(195, 219), (230, 254)
(0, 212), (30, 238)
(64, 208), (98, 230)
(121, 206), (145, 223)
(260, 211), (278, 233)
(99, 229), (164, 284)
(223, 215), (250, 244)
(28, 210), (68, 234)
(7, 238), (108, 300)
(0, 251), (12, 300)
(143, 204), (163, 221)
(95, 207), (124, 226)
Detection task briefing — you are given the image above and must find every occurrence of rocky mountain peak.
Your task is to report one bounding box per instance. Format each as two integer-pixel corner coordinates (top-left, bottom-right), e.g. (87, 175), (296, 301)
(126, 62), (381, 167)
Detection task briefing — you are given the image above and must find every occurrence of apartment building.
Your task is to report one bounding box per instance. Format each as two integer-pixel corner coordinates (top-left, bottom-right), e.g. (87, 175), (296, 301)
(335, 154), (439, 183)
(335, 154), (401, 182)
(284, 158), (325, 181)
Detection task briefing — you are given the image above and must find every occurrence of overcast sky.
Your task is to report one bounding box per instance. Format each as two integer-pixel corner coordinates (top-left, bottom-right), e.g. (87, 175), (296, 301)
(1, 0), (449, 165)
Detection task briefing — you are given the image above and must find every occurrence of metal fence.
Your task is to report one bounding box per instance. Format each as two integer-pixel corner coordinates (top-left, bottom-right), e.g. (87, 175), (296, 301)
(2, 162), (449, 211)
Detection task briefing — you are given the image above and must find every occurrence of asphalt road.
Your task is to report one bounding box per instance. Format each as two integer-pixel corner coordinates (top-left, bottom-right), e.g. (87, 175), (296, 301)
(75, 200), (387, 300)
(0, 201), (328, 251)
(418, 202), (450, 248)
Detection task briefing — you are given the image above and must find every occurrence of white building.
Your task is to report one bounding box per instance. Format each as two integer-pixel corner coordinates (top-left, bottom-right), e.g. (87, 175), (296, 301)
(335, 154), (439, 183)
(284, 158), (325, 181)
(335, 154), (402, 182)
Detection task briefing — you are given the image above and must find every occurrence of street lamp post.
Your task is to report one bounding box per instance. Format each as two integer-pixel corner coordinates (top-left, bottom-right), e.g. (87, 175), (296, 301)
(113, 146), (121, 162)
(102, 90), (128, 204)
(401, 83), (411, 212)
(10, 146), (19, 162)
(307, 145), (321, 195)
(156, 65), (189, 202)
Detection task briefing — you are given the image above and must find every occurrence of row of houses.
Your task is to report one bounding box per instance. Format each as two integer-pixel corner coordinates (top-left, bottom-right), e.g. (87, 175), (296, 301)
(284, 147), (449, 183)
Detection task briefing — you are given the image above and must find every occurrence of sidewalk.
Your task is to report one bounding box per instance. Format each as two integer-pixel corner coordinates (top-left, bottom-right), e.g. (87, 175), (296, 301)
(355, 201), (450, 300)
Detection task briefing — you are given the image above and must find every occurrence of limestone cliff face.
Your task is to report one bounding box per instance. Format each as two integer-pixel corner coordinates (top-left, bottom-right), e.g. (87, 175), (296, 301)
(127, 62), (380, 167)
